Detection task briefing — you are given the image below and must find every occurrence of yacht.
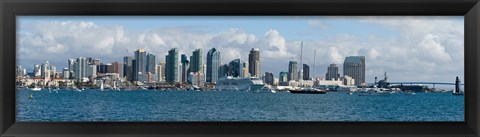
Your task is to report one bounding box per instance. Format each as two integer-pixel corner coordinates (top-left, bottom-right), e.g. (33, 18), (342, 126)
(31, 87), (42, 91)
(289, 87), (327, 94)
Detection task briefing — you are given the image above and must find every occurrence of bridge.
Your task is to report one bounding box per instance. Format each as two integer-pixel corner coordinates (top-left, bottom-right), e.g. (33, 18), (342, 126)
(370, 82), (464, 89)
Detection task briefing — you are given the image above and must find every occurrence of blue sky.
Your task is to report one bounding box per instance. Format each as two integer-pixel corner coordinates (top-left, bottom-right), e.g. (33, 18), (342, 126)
(17, 16), (464, 84)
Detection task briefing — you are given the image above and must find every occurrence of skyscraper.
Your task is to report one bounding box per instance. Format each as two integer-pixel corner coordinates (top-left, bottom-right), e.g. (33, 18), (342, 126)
(190, 49), (203, 73)
(166, 48), (179, 83)
(68, 59), (76, 79)
(288, 61), (297, 81)
(343, 56), (365, 86)
(206, 48), (221, 83)
(76, 57), (87, 82)
(264, 72), (274, 85)
(326, 63), (340, 80)
(50, 66), (56, 78)
(181, 54), (189, 83)
(228, 59), (243, 77)
(62, 68), (70, 79)
(33, 64), (41, 77)
(303, 64), (310, 80)
(111, 62), (123, 77)
(146, 53), (156, 74)
(159, 61), (166, 82)
(219, 64), (228, 78)
(134, 48), (147, 82)
(279, 71), (288, 82)
(41, 61), (49, 79)
(123, 56), (134, 82)
(248, 48), (260, 77)
(242, 61), (249, 78)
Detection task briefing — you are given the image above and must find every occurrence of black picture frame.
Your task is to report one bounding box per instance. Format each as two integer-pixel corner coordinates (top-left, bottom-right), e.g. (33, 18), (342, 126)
(1, 0), (479, 137)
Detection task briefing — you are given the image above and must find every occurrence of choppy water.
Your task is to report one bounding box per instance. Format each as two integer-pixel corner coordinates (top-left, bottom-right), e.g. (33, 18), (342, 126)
(16, 89), (464, 121)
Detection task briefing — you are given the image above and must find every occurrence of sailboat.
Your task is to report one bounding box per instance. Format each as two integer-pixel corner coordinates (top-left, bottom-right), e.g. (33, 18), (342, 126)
(453, 76), (463, 95)
(100, 80), (104, 91)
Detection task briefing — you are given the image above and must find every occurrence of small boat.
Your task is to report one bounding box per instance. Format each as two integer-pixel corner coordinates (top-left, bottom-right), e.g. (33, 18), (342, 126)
(28, 94), (33, 99)
(289, 87), (327, 94)
(31, 87), (42, 91)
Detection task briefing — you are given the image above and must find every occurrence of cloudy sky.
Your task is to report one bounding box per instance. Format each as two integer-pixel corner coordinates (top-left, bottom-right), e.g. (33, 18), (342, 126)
(17, 16), (464, 83)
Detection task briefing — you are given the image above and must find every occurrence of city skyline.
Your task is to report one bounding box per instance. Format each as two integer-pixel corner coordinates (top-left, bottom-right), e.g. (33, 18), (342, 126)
(17, 16), (464, 83)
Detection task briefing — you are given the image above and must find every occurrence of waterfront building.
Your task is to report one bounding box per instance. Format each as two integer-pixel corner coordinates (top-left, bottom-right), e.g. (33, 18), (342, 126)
(33, 64), (41, 77)
(134, 48), (148, 82)
(62, 68), (70, 79)
(343, 56), (365, 86)
(342, 75), (355, 86)
(288, 61), (298, 81)
(248, 48), (260, 77)
(279, 72), (288, 82)
(50, 66), (56, 78)
(166, 48), (179, 83)
(206, 48), (221, 83)
(181, 54), (190, 83)
(92, 59), (100, 65)
(326, 63), (340, 80)
(146, 53), (156, 74)
(111, 62), (123, 77)
(16, 66), (23, 76)
(75, 57), (87, 83)
(68, 59), (76, 79)
(228, 59), (243, 77)
(155, 65), (161, 82)
(159, 61), (166, 82)
(123, 56), (134, 82)
(219, 64), (228, 78)
(190, 49), (203, 73)
(242, 61), (249, 78)
(41, 61), (49, 79)
(316, 78), (343, 86)
(189, 72), (205, 88)
(264, 72), (274, 85)
(86, 64), (97, 82)
(303, 64), (310, 80)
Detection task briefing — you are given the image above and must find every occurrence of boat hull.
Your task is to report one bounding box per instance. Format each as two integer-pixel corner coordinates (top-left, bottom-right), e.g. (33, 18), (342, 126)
(289, 90), (327, 94)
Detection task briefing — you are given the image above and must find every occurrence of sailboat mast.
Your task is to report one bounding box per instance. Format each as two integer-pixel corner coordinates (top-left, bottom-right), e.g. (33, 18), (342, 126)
(313, 49), (316, 80)
(298, 41), (304, 82)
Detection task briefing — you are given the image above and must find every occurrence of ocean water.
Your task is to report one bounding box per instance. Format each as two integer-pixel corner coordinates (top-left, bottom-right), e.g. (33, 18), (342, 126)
(16, 89), (464, 121)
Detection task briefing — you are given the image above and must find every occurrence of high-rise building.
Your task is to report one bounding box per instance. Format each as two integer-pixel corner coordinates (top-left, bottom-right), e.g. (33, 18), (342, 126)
(68, 59), (76, 79)
(123, 56), (134, 82)
(111, 62), (123, 77)
(242, 61), (249, 78)
(33, 64), (41, 77)
(228, 59), (243, 77)
(50, 66), (56, 78)
(159, 61), (166, 82)
(134, 48), (148, 82)
(146, 53), (156, 74)
(62, 68), (70, 79)
(219, 64), (228, 78)
(248, 48), (260, 77)
(16, 66), (24, 76)
(41, 61), (49, 79)
(264, 72), (274, 85)
(279, 72), (288, 82)
(181, 54), (190, 83)
(343, 56), (365, 86)
(206, 48), (221, 83)
(155, 65), (161, 82)
(326, 63), (340, 80)
(288, 61), (297, 81)
(76, 57), (87, 82)
(166, 48), (179, 83)
(303, 64), (310, 80)
(86, 64), (97, 81)
(190, 49), (203, 73)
